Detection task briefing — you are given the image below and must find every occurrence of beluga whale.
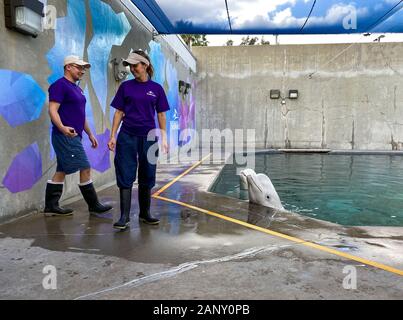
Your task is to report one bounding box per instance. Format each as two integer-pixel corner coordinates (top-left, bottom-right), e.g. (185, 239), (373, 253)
(239, 169), (284, 210)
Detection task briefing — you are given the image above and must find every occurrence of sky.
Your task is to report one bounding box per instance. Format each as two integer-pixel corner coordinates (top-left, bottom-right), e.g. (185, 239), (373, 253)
(156, 0), (403, 34)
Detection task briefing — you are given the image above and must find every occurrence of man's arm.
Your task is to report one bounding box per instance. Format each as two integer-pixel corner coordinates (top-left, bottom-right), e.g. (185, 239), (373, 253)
(84, 120), (94, 137)
(83, 120), (98, 148)
(48, 101), (77, 137)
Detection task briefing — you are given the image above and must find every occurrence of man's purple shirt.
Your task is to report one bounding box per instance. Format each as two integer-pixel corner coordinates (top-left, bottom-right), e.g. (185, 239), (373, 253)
(48, 77), (86, 138)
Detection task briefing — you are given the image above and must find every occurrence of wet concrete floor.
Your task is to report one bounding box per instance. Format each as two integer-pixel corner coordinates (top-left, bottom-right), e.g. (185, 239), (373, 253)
(1, 160), (402, 299)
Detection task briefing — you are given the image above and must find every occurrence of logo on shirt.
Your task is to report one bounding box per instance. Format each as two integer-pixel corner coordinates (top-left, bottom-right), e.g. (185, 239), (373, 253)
(146, 91), (157, 98)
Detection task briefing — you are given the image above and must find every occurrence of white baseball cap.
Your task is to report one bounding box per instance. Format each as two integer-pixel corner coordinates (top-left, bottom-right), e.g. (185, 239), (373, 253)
(122, 52), (150, 67)
(64, 55), (91, 68)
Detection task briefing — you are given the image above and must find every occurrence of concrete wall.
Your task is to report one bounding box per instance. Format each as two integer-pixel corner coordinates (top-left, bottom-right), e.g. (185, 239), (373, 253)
(193, 43), (403, 150)
(0, 0), (196, 223)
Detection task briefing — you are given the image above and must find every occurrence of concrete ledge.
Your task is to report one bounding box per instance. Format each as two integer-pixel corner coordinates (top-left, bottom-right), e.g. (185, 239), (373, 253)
(330, 150), (403, 155)
(278, 149), (331, 153)
(234, 149), (403, 156)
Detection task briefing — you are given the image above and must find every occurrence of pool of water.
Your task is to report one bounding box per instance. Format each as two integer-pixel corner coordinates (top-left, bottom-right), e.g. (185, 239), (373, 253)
(210, 153), (403, 226)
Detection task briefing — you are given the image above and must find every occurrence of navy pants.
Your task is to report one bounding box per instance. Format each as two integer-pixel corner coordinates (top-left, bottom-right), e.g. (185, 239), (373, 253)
(114, 131), (159, 189)
(52, 132), (91, 175)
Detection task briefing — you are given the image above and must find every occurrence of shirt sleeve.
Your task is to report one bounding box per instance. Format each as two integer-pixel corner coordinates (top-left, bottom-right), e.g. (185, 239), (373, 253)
(110, 82), (126, 112)
(48, 81), (65, 104)
(156, 85), (170, 113)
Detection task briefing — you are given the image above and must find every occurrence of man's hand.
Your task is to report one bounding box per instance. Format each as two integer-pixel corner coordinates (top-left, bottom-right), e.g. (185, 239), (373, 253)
(89, 134), (98, 148)
(108, 137), (116, 152)
(62, 126), (78, 138)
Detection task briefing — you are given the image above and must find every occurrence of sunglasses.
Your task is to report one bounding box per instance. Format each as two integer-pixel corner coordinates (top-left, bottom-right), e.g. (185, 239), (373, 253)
(70, 64), (87, 71)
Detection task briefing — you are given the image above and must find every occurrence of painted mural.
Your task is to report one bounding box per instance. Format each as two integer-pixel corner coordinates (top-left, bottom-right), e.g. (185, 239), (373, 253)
(179, 79), (196, 146)
(87, 0), (130, 113)
(149, 41), (166, 87)
(2, 143), (42, 193)
(83, 129), (112, 173)
(0, 70), (46, 127)
(46, 0), (87, 161)
(164, 58), (180, 144)
(0, 0), (195, 196)
(46, 0), (87, 84)
(82, 86), (111, 173)
(148, 40), (196, 147)
(83, 86), (96, 133)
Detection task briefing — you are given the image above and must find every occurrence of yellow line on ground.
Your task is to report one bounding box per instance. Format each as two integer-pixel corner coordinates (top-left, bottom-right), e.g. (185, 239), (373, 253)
(152, 154), (403, 276)
(154, 195), (403, 276)
(152, 153), (212, 197)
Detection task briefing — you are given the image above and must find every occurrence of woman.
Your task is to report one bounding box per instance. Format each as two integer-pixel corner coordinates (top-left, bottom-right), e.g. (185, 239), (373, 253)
(108, 50), (169, 230)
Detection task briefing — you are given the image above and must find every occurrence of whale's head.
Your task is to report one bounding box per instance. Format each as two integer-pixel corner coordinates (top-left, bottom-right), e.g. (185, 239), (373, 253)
(239, 168), (256, 190)
(246, 172), (284, 210)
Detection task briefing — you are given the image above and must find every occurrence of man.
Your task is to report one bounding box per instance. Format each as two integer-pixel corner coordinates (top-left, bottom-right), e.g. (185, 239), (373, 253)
(44, 55), (112, 216)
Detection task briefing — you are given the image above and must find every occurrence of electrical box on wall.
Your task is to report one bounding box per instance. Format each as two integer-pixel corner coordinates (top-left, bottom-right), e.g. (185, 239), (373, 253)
(289, 90), (299, 99)
(270, 89), (281, 99)
(4, 0), (44, 38)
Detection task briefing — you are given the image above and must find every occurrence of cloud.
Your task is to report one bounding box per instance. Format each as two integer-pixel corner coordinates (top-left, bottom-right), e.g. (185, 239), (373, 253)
(156, 0), (297, 26)
(155, 0), (397, 32)
(156, 0), (227, 26)
(236, 3), (369, 30)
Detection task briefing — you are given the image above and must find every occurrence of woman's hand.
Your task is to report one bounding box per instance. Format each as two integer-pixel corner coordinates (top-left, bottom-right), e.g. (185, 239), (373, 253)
(161, 136), (169, 154)
(89, 134), (98, 148)
(108, 137), (116, 152)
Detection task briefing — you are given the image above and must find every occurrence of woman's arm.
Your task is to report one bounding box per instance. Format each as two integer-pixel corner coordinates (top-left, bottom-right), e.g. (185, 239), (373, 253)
(108, 109), (124, 151)
(157, 112), (169, 154)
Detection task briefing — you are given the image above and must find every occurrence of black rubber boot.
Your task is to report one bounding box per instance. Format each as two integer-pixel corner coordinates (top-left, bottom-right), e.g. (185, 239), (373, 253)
(79, 182), (113, 214)
(44, 182), (74, 216)
(138, 185), (160, 225)
(113, 188), (132, 230)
